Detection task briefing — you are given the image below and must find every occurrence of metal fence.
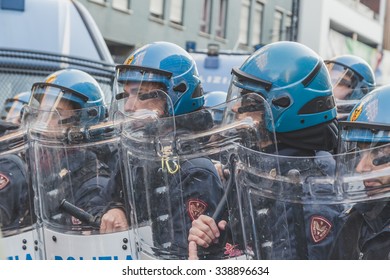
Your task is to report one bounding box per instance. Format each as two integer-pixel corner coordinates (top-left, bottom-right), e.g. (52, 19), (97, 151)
(0, 48), (116, 107)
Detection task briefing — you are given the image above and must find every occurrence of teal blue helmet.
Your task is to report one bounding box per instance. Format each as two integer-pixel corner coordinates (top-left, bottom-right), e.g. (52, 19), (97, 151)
(1, 91), (31, 124)
(325, 54), (376, 101)
(115, 41), (204, 116)
(204, 91), (227, 124)
(204, 91), (227, 108)
(227, 41), (336, 133)
(341, 85), (390, 144)
(30, 69), (107, 125)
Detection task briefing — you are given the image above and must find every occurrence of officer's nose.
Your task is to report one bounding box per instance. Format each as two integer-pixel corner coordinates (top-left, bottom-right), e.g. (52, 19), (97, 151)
(124, 94), (138, 113)
(355, 152), (373, 173)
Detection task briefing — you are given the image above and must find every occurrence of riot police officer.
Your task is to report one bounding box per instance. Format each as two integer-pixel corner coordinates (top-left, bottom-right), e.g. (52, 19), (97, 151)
(0, 99), (37, 259)
(325, 54), (376, 120)
(188, 41), (342, 260)
(1, 91), (31, 125)
(329, 84), (390, 259)
(113, 41), (226, 259)
(27, 69), (128, 234)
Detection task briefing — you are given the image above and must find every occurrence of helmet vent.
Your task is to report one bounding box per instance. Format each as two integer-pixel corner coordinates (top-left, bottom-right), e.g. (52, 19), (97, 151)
(298, 96), (335, 114)
(272, 96), (290, 107)
(173, 83), (187, 93)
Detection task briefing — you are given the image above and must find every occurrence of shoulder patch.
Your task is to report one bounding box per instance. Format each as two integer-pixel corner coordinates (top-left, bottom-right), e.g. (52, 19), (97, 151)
(310, 215), (332, 243)
(187, 199), (208, 221)
(0, 173), (10, 190)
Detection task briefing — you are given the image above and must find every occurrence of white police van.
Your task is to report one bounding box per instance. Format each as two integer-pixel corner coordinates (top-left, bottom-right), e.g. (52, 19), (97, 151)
(0, 0), (115, 105)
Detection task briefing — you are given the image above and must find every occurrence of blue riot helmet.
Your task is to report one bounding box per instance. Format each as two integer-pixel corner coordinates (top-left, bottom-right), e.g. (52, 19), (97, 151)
(115, 41), (204, 117)
(325, 55), (376, 101)
(227, 41), (338, 151)
(325, 55), (376, 121)
(204, 91), (227, 107)
(340, 85), (390, 148)
(204, 91), (227, 124)
(30, 69), (107, 126)
(1, 91), (31, 124)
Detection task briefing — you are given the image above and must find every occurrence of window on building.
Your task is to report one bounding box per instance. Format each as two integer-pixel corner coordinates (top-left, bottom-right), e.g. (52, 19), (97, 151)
(238, 0), (250, 46)
(216, 0), (227, 38)
(271, 10), (283, 42)
(252, 1), (264, 46)
(170, 0), (184, 25)
(89, 0), (106, 4)
(150, 0), (165, 19)
(200, 0), (212, 34)
(283, 14), (292, 40)
(112, 0), (130, 10)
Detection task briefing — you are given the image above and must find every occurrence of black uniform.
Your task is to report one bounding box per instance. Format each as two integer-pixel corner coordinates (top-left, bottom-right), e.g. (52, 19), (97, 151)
(329, 201), (390, 259)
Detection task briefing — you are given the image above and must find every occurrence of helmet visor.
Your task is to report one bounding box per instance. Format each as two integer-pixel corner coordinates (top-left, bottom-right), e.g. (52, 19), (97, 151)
(31, 83), (88, 110)
(114, 65), (174, 118)
(326, 62), (360, 100)
(2, 99), (26, 124)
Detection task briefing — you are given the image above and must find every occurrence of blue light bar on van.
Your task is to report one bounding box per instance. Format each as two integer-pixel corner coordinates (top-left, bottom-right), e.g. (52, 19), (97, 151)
(1, 0), (25, 11)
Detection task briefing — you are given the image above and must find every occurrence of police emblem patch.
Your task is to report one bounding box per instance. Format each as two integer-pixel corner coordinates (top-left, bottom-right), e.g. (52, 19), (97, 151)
(224, 243), (242, 257)
(310, 216), (332, 243)
(187, 199), (207, 221)
(0, 173), (10, 190)
(71, 216), (82, 225)
(350, 103), (363, 122)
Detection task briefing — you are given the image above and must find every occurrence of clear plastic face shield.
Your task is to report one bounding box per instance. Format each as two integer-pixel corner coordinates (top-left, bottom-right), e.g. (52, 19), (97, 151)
(226, 71), (277, 151)
(27, 83), (107, 142)
(1, 99), (25, 125)
(326, 62), (371, 120)
(338, 122), (390, 200)
(114, 65), (174, 121)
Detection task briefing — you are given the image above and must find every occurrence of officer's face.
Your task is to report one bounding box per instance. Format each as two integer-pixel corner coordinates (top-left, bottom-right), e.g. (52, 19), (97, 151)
(330, 70), (353, 100)
(231, 98), (264, 127)
(123, 82), (167, 117)
(39, 98), (76, 127)
(355, 143), (390, 188)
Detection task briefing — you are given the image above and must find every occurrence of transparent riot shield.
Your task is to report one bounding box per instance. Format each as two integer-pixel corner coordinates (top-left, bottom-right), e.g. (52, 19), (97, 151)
(235, 117), (390, 260)
(235, 144), (345, 260)
(26, 106), (134, 260)
(120, 90), (277, 259)
(0, 128), (41, 260)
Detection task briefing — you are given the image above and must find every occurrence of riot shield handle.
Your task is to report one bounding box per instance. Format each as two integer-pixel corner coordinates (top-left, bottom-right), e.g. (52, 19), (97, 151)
(59, 199), (101, 228)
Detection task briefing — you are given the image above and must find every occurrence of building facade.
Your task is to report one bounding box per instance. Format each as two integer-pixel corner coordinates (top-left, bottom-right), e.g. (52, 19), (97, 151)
(299, 0), (390, 84)
(77, 0), (294, 63)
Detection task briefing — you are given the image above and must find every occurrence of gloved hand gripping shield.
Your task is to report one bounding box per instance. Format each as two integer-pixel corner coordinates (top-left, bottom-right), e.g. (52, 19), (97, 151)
(25, 83), (133, 260)
(0, 125), (40, 259)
